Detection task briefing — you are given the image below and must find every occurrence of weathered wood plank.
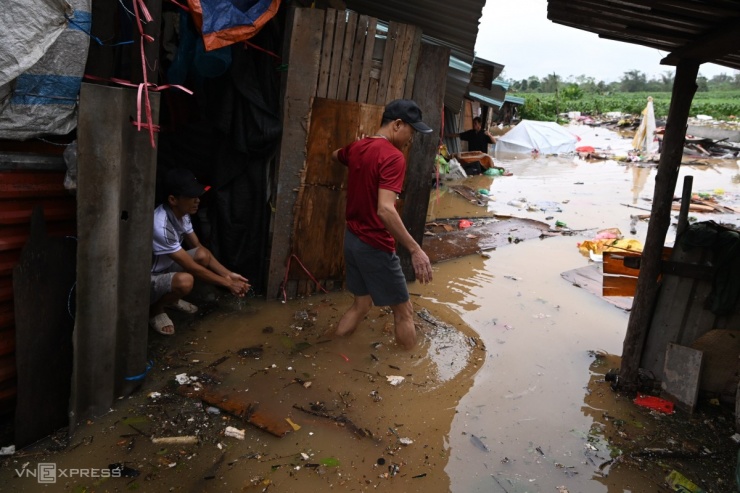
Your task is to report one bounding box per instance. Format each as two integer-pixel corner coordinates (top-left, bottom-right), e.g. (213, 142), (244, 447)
(347, 14), (369, 102)
(403, 26), (423, 100)
(560, 264), (633, 311)
(603, 251), (642, 277)
(336, 11), (358, 101)
(13, 208), (75, 447)
(357, 17), (377, 104)
(289, 98), (384, 288)
(399, 42), (449, 280)
(375, 21), (398, 105)
(385, 23), (409, 101)
(316, 8), (336, 99)
(326, 10), (347, 100)
(177, 385), (293, 437)
(603, 274), (638, 297)
(367, 77), (379, 105)
(266, 7), (326, 300)
(640, 245), (713, 383)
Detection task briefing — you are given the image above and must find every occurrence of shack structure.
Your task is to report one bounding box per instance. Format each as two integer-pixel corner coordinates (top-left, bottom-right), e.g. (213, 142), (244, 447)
(0, 0), (490, 446)
(547, 0), (740, 413)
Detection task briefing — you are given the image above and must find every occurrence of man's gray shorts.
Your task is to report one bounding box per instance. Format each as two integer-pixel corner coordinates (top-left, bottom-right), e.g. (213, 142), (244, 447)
(150, 248), (195, 304)
(344, 229), (409, 307)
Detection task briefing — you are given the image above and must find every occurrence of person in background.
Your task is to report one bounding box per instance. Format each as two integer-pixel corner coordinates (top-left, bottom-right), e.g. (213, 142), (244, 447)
(330, 99), (434, 350)
(445, 116), (497, 175)
(149, 169), (250, 335)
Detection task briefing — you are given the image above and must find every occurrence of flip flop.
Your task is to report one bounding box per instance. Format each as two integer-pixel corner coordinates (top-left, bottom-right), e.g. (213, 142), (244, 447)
(167, 299), (198, 314)
(149, 312), (175, 335)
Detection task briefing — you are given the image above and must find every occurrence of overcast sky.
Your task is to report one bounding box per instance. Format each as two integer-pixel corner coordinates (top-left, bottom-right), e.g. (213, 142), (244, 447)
(475, 0), (739, 83)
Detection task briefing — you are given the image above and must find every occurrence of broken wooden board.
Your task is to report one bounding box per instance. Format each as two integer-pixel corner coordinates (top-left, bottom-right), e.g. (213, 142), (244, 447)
(176, 385), (293, 437)
(423, 217), (551, 263)
(560, 264), (633, 311)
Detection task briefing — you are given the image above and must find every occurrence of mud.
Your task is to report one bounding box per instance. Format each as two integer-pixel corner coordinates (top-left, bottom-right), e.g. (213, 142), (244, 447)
(2, 123), (740, 492)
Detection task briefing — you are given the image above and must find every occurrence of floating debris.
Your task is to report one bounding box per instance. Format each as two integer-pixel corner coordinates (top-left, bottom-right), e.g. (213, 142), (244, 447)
(471, 434), (490, 452)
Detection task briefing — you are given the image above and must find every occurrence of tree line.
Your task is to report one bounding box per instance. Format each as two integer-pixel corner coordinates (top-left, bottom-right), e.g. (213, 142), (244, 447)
(505, 70), (740, 95)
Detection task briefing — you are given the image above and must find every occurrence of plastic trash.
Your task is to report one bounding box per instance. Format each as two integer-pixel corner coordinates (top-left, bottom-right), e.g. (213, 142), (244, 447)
(224, 426), (246, 440)
(458, 219), (473, 229)
(633, 394), (674, 414)
(665, 469), (704, 492)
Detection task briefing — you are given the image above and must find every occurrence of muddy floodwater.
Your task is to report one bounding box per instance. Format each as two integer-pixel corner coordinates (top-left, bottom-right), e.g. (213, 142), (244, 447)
(2, 124), (739, 492)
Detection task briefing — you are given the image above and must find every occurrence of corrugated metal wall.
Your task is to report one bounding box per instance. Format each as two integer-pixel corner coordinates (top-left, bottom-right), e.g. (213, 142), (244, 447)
(0, 167), (76, 414)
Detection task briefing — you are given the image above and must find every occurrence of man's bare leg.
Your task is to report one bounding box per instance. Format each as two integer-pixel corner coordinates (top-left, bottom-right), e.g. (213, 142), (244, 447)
(390, 300), (416, 350)
(335, 295), (372, 337)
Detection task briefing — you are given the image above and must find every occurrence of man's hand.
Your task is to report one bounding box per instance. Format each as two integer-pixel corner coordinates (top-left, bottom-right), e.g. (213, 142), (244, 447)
(226, 272), (250, 297)
(411, 249), (433, 284)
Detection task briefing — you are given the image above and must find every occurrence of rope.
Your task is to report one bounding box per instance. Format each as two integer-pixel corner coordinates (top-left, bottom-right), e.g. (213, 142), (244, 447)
(281, 254), (329, 303)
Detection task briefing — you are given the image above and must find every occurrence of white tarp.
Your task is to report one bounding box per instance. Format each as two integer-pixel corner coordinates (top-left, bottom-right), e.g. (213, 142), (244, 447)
(0, 0), (70, 90)
(0, 0), (90, 140)
(632, 97), (658, 154)
(494, 119), (578, 156)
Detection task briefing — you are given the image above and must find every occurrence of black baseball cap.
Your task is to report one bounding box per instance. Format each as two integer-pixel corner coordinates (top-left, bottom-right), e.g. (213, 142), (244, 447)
(382, 99), (433, 134)
(165, 169), (210, 197)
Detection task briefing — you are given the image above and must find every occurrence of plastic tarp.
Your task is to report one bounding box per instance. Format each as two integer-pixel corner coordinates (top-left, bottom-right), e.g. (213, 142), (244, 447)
(632, 97), (658, 154)
(0, 0), (91, 140)
(188, 0), (281, 51)
(494, 119), (578, 156)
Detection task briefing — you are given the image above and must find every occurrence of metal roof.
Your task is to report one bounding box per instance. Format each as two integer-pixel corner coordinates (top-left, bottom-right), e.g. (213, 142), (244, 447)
(467, 90), (504, 109)
(470, 57), (505, 90)
(345, 0), (488, 110)
(547, 0), (740, 72)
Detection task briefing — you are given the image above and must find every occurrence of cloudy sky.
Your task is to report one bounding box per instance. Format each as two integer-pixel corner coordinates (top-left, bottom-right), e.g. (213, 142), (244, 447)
(475, 0), (739, 83)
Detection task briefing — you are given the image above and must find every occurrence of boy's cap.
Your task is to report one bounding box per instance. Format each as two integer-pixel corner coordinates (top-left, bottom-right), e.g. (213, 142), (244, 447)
(165, 169), (210, 197)
(382, 99), (433, 134)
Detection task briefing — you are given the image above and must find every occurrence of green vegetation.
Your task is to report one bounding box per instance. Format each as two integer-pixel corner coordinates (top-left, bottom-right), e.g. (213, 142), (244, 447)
(505, 70), (740, 121)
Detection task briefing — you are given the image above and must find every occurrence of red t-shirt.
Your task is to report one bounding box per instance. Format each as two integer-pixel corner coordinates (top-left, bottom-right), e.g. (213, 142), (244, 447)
(337, 137), (406, 253)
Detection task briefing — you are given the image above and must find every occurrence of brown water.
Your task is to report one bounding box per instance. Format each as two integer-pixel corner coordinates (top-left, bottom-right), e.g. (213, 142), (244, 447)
(430, 123), (740, 492)
(2, 124), (739, 492)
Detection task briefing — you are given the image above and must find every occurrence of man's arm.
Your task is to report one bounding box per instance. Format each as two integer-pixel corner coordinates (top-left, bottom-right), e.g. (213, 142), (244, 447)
(377, 188), (432, 284)
(176, 232), (250, 295)
(331, 148), (341, 164)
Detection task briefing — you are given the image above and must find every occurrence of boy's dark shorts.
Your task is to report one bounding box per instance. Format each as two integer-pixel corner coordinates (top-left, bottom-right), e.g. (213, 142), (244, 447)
(344, 229), (409, 307)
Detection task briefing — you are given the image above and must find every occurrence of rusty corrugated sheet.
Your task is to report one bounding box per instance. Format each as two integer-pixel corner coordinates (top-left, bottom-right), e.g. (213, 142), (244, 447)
(0, 169), (76, 414)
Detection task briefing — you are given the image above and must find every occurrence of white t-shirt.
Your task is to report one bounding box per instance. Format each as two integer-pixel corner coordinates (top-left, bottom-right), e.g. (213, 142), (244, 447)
(151, 204), (194, 273)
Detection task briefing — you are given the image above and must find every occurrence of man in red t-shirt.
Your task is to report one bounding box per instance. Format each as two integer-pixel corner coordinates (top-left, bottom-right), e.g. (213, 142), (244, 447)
(330, 99), (434, 350)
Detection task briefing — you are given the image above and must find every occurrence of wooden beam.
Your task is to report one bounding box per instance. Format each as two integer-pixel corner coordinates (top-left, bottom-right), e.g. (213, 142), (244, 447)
(375, 22), (398, 105)
(266, 7), (325, 300)
(326, 10), (347, 100)
(661, 18), (740, 65)
(619, 59), (699, 390)
(347, 14), (370, 102)
(316, 9), (337, 99)
(357, 17), (377, 104)
(336, 11), (358, 101)
(400, 43), (449, 280)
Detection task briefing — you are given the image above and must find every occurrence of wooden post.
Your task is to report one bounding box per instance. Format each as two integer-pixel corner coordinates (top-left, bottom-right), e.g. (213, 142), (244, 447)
(266, 7), (325, 299)
(676, 175), (693, 236)
(619, 59), (699, 389)
(399, 43), (450, 280)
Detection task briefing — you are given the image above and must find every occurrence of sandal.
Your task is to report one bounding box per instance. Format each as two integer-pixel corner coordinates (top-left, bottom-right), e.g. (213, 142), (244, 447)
(149, 312), (175, 335)
(167, 299), (198, 314)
